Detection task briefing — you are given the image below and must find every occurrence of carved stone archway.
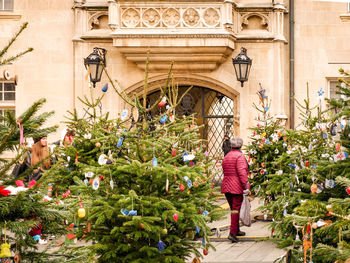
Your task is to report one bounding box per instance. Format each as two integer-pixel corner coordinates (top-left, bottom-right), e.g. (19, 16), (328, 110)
(126, 74), (240, 185)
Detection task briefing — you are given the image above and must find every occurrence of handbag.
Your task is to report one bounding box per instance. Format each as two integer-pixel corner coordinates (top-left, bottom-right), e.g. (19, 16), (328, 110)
(240, 189), (251, 227)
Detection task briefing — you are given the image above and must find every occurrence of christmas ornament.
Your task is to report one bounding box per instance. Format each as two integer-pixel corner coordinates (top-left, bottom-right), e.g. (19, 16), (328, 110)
(83, 133), (91, 139)
(121, 109), (128, 121)
(163, 228), (168, 234)
(179, 184), (185, 191)
(0, 242), (11, 258)
(310, 184), (318, 194)
(204, 151), (209, 157)
(152, 156), (158, 167)
(183, 154), (195, 161)
(322, 131), (328, 139)
(336, 143), (341, 152)
(158, 97), (167, 107)
(92, 177), (100, 190)
(264, 106), (269, 112)
(190, 160), (195, 166)
(173, 213), (178, 222)
(203, 248), (208, 256)
(98, 154), (108, 165)
(78, 200), (86, 218)
(101, 83), (108, 92)
(0, 187), (11, 197)
(158, 240), (165, 251)
(195, 226), (200, 234)
(187, 179), (192, 188)
(274, 149), (279, 154)
(85, 171), (94, 178)
(129, 210), (137, 216)
(317, 87), (325, 98)
(347, 186), (350, 195)
(83, 179), (88, 185)
(169, 114), (175, 122)
(117, 137), (124, 148)
(165, 175), (169, 192)
(110, 180), (114, 189)
(121, 209), (129, 215)
(159, 115), (167, 124)
(171, 148), (176, 157)
(95, 142), (101, 148)
(14, 253), (20, 262)
(202, 210), (209, 216)
(192, 257), (201, 263)
(315, 183), (324, 194)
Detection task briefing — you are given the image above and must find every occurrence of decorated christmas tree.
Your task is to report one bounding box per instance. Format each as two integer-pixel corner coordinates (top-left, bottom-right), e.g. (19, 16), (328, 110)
(267, 86), (340, 262)
(246, 86), (287, 205)
(42, 64), (224, 262)
(0, 22), (67, 262)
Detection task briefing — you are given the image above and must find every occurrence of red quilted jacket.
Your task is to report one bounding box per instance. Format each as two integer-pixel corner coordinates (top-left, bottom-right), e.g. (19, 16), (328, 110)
(221, 149), (250, 194)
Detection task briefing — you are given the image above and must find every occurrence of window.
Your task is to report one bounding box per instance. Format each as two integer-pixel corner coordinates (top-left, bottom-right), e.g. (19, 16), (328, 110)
(0, 81), (15, 121)
(0, 0), (13, 11)
(0, 82), (15, 101)
(329, 80), (342, 100)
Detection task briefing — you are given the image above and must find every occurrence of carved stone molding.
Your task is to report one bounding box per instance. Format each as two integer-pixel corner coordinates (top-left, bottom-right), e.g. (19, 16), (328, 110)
(120, 6), (222, 28)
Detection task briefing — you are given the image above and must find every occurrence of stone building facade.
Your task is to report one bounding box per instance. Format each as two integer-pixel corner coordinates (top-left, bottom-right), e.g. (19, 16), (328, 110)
(0, 0), (350, 153)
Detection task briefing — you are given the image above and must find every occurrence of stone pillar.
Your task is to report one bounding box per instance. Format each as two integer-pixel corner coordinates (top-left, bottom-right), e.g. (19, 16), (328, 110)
(223, 0), (234, 32)
(108, 0), (119, 31)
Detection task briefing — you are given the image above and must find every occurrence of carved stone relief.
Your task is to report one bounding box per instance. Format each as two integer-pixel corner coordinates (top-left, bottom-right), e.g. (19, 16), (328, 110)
(122, 8), (140, 28)
(120, 6), (221, 29)
(142, 8), (161, 27)
(240, 13), (270, 32)
(89, 12), (109, 30)
(183, 8), (200, 27)
(162, 8), (180, 27)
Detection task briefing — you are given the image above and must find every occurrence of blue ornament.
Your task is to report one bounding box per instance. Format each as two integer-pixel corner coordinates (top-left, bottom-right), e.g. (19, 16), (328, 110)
(121, 208), (129, 215)
(266, 139), (270, 144)
(202, 210), (209, 216)
(182, 152), (189, 162)
(317, 88), (325, 97)
(102, 83), (108, 92)
(159, 115), (168, 124)
(289, 183), (293, 189)
(312, 164), (316, 169)
(288, 164), (296, 169)
(121, 109), (128, 120)
(158, 240), (165, 251)
(345, 152), (349, 158)
(258, 89), (267, 99)
(264, 106), (269, 112)
(129, 210), (137, 216)
(33, 235), (41, 242)
(202, 236), (206, 247)
(322, 131), (328, 139)
(117, 137), (124, 148)
(152, 156), (158, 167)
(187, 179), (192, 188)
(195, 226), (200, 234)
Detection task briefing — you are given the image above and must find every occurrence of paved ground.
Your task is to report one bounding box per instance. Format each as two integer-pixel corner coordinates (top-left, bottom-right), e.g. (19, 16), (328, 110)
(187, 198), (286, 263)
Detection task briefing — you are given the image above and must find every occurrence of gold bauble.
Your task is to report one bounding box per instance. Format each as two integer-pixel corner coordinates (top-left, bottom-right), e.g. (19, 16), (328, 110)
(95, 142), (101, 148)
(78, 208), (86, 218)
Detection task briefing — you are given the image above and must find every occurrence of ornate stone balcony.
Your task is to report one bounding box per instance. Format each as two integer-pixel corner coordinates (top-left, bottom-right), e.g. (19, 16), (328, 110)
(74, 0), (288, 72)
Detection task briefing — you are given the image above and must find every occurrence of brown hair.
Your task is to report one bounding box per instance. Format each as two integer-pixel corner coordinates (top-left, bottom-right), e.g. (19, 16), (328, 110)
(31, 141), (50, 169)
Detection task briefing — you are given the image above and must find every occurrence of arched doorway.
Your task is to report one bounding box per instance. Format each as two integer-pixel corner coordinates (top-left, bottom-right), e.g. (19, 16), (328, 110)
(146, 86), (235, 185)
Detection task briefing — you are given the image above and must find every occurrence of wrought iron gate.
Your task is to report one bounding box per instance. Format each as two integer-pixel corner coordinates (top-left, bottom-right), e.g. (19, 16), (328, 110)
(147, 86), (235, 185)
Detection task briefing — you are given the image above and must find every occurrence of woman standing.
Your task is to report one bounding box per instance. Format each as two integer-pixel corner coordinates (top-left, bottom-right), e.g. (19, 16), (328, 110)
(29, 136), (50, 182)
(221, 137), (250, 243)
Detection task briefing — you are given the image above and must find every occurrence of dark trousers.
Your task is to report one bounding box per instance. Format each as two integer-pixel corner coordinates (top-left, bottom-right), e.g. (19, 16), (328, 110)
(225, 193), (243, 235)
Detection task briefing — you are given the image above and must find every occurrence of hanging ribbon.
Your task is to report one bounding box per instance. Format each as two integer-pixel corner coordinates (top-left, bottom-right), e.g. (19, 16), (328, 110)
(16, 119), (24, 145)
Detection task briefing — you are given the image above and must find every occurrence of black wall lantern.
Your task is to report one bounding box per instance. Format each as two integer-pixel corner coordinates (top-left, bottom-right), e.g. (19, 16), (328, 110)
(232, 47), (252, 87)
(84, 47), (107, 88)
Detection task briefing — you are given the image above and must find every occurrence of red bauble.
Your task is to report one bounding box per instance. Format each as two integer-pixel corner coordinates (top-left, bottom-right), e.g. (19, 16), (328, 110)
(158, 101), (166, 107)
(346, 186), (350, 195)
(171, 149), (176, 157)
(179, 184), (185, 191)
(99, 175), (104, 181)
(203, 249), (208, 255)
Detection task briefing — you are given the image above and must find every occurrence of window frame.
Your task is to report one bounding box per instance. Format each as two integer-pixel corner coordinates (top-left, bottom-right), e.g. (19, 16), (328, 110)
(0, 0), (14, 11)
(0, 81), (16, 120)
